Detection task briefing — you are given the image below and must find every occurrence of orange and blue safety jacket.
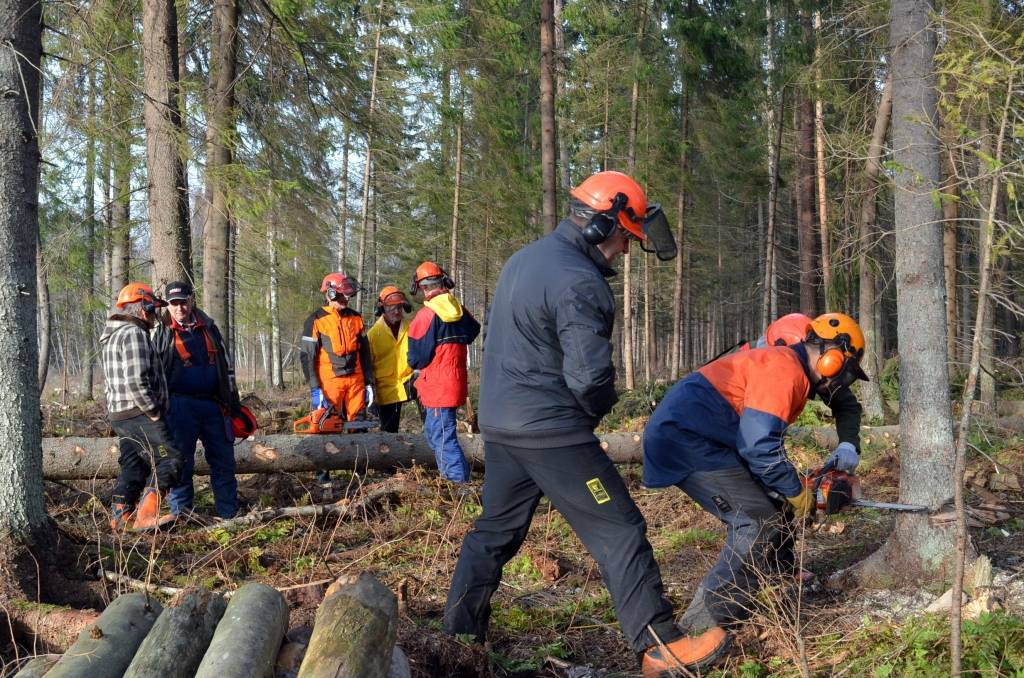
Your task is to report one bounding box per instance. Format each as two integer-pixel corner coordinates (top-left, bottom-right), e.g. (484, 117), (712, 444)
(643, 345), (813, 497)
(407, 292), (480, 408)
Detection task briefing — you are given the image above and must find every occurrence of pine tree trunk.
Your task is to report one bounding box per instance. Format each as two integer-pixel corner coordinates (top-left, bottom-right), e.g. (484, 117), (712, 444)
(81, 68), (97, 400)
(977, 119), (996, 408)
(622, 72), (640, 390)
(813, 11), (831, 310)
(102, 138), (113, 300)
(269, 212), (283, 389)
(356, 0), (385, 312)
(539, 0), (556, 234)
(762, 2), (782, 326)
(110, 140), (131, 292)
(856, 74), (892, 423)
(670, 78), (688, 379)
(201, 0), (236, 335)
(798, 87), (818, 317)
(940, 78), (959, 372)
(143, 0), (191, 288)
(0, 0), (48, 537)
(338, 126), (349, 271)
(37, 231), (51, 392)
(450, 112), (462, 272)
(553, 0), (570, 200)
(857, 0), (956, 584)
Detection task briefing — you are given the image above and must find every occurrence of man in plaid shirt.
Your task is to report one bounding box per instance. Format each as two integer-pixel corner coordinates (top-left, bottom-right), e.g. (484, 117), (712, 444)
(100, 282), (183, 530)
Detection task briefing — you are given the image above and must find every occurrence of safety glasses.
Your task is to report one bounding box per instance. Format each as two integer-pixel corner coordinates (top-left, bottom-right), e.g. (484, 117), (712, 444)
(639, 204), (678, 261)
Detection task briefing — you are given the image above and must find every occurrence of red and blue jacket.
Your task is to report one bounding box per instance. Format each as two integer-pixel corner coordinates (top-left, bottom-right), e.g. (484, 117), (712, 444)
(407, 292), (480, 408)
(643, 345), (812, 497)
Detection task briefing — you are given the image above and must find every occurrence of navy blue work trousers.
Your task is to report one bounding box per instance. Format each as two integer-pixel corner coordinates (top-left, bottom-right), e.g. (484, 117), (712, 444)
(444, 440), (678, 653)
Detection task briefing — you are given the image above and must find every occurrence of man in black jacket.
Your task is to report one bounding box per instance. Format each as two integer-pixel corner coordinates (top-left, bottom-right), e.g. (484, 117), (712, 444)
(443, 172), (720, 676)
(153, 281), (242, 519)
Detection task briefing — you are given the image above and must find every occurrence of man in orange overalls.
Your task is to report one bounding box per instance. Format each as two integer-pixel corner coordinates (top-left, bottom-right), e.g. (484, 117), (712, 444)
(300, 273), (374, 483)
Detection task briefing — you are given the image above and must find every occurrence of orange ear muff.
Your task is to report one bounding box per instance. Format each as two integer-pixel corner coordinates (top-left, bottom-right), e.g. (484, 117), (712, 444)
(817, 348), (847, 378)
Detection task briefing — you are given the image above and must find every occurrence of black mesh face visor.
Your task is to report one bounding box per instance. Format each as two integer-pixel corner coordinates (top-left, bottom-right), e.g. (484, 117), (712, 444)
(639, 204), (678, 261)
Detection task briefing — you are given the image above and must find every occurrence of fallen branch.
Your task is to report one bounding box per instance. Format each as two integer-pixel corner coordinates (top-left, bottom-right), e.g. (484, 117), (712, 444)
(200, 478), (412, 532)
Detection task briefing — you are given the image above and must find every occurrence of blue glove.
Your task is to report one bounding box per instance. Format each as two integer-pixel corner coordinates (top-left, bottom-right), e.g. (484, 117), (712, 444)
(826, 442), (859, 473)
(311, 388), (326, 410)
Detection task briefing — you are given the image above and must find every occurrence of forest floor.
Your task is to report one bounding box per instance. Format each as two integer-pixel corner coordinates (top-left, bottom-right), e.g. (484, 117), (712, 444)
(10, 391), (1024, 677)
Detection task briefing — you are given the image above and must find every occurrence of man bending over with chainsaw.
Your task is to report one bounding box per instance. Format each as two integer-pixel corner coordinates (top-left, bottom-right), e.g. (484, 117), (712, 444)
(741, 312), (864, 468)
(300, 273), (375, 484)
(642, 313), (868, 665)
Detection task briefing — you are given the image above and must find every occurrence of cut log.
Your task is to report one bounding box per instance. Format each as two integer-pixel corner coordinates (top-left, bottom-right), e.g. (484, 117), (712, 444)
(39, 416), (1024, 480)
(41, 431), (639, 480)
(12, 654), (60, 677)
(194, 583), (289, 678)
(5, 602), (98, 652)
(123, 588), (227, 678)
(46, 592), (162, 678)
(297, 572), (398, 678)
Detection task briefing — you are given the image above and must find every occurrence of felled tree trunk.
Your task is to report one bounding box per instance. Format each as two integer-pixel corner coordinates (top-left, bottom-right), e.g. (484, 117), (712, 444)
(297, 572), (398, 678)
(194, 583), (288, 678)
(41, 431), (646, 480)
(123, 589), (227, 678)
(5, 603), (98, 652)
(12, 654), (60, 677)
(47, 593), (162, 678)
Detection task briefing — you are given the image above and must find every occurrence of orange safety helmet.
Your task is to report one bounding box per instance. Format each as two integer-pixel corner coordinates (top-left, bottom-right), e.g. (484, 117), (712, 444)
(231, 405), (258, 440)
(807, 313), (867, 381)
(116, 282), (167, 311)
(570, 171), (648, 239)
(320, 272), (356, 299)
(376, 285), (412, 316)
(766, 313), (813, 347)
(411, 261), (454, 294)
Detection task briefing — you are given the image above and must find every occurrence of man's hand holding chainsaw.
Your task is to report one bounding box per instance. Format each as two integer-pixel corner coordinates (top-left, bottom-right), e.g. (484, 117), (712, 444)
(826, 441), (859, 474)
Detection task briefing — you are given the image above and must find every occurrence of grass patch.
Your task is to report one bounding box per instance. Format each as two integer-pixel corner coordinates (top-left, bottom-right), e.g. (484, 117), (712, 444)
(664, 527), (720, 552)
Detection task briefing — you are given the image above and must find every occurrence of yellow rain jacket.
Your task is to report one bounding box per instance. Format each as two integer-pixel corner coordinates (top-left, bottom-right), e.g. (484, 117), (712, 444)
(367, 316), (413, 406)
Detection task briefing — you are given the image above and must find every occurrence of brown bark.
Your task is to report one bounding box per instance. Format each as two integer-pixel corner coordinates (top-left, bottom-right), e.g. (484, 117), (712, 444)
(539, 0), (557, 233)
(813, 11), (831, 309)
(798, 89), (818, 317)
(670, 78), (689, 379)
(6, 605), (98, 653)
(143, 0), (191, 289)
(40, 431), (665, 479)
(857, 74), (892, 423)
(553, 0), (571, 200)
(297, 573), (398, 678)
(941, 92), (959, 370)
(201, 0), (236, 338)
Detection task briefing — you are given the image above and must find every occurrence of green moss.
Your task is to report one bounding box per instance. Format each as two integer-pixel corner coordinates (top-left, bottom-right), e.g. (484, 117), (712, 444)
(664, 527), (721, 552)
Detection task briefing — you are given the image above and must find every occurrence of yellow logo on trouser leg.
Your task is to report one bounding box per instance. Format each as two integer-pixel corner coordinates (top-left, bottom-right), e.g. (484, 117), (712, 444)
(587, 478), (611, 504)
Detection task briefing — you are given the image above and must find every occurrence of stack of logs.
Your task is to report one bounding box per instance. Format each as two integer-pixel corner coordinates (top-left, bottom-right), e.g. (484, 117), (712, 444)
(12, 573), (408, 678)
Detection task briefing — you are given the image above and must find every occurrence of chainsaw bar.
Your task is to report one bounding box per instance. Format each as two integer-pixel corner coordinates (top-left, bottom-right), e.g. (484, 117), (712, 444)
(849, 499), (929, 512)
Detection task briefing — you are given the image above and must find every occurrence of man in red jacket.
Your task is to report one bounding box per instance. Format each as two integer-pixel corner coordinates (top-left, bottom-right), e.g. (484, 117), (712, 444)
(407, 261), (480, 482)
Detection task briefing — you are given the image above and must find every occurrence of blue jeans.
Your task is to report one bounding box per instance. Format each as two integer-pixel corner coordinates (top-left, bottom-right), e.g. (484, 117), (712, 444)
(424, 407), (470, 482)
(166, 396), (238, 518)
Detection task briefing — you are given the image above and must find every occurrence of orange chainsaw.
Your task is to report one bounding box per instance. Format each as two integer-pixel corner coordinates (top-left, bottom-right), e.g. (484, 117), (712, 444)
(803, 464), (929, 514)
(293, 406), (378, 434)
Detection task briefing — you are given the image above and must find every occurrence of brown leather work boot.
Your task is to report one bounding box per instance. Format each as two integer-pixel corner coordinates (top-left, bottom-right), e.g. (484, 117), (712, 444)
(641, 626), (731, 677)
(109, 503), (135, 531)
(131, 488), (176, 531)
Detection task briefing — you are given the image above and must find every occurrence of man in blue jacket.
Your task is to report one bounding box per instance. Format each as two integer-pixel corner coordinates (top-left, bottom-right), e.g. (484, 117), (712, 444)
(443, 172), (710, 677)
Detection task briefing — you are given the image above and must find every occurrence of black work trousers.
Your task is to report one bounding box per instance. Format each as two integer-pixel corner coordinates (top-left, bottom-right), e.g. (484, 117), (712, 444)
(377, 402), (403, 433)
(110, 414), (184, 506)
(675, 466), (794, 633)
(444, 440), (678, 653)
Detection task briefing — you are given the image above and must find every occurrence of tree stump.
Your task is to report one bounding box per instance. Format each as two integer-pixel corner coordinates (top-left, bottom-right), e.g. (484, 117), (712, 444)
(123, 588), (227, 678)
(297, 572), (398, 678)
(12, 654), (60, 677)
(194, 583), (289, 678)
(46, 592), (162, 678)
